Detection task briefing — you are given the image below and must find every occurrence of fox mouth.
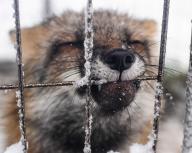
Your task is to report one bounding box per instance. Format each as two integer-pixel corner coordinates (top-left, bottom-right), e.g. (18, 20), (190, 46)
(91, 80), (140, 113)
(77, 80), (140, 114)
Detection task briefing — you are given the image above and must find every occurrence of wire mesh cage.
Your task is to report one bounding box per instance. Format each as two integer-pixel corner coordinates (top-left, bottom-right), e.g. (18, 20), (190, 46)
(1, 0), (192, 153)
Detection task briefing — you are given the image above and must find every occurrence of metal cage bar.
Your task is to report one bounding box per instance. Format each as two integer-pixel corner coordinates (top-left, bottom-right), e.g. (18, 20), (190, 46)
(0, 0), (172, 152)
(43, 0), (53, 19)
(13, 0), (28, 152)
(182, 21), (192, 153)
(0, 76), (157, 90)
(152, 0), (170, 152)
(83, 0), (94, 152)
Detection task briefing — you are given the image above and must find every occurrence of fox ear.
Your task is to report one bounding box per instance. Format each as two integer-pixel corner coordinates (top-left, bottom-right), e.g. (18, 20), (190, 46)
(9, 25), (49, 63)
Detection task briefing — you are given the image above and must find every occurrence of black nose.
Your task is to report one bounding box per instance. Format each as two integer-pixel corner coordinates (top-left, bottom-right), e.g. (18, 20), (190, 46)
(104, 49), (135, 71)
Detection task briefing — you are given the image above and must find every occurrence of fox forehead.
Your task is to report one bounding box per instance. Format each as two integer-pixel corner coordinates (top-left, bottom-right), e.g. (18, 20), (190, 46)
(47, 10), (156, 47)
(9, 10), (156, 65)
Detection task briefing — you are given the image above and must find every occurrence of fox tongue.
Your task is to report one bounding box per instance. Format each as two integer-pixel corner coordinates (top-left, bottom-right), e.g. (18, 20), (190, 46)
(91, 81), (137, 112)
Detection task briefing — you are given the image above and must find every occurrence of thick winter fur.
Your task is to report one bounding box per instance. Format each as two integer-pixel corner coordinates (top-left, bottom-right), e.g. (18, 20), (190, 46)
(3, 10), (161, 153)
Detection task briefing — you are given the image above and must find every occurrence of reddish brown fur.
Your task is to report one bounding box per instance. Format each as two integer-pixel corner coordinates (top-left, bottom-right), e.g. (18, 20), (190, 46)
(4, 10), (158, 153)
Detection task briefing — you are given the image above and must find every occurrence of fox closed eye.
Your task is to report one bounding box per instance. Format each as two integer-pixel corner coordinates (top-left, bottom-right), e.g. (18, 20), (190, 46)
(125, 40), (147, 53)
(51, 41), (83, 52)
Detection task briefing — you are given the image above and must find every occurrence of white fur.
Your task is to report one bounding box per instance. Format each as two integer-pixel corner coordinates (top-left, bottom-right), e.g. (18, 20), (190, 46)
(26, 55), (182, 153)
(92, 56), (145, 82)
(92, 59), (119, 82)
(121, 56), (145, 81)
(29, 69), (82, 121)
(118, 84), (155, 153)
(59, 69), (81, 81)
(30, 55), (146, 120)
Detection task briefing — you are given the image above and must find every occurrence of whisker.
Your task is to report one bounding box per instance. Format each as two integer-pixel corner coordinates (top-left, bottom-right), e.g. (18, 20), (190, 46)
(146, 65), (185, 76)
(59, 60), (82, 63)
(145, 69), (158, 76)
(148, 41), (161, 48)
(145, 80), (155, 90)
(63, 72), (80, 80)
(38, 70), (81, 116)
(126, 108), (132, 129)
(44, 90), (70, 116)
(138, 41), (160, 55)
(129, 102), (143, 115)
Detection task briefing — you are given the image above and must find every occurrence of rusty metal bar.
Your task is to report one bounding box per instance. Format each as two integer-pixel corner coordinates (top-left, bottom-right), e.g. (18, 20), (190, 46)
(13, 0), (27, 152)
(152, 0), (170, 152)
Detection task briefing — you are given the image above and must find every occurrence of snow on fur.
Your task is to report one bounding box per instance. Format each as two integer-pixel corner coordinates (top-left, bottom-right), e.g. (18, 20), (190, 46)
(130, 139), (154, 153)
(129, 133), (154, 153)
(130, 144), (153, 153)
(4, 141), (24, 153)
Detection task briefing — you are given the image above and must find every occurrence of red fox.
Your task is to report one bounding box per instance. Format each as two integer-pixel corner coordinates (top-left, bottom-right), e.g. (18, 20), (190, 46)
(2, 10), (182, 153)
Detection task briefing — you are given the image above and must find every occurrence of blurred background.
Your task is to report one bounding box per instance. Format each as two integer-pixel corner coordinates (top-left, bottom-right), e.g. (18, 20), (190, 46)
(0, 0), (192, 152)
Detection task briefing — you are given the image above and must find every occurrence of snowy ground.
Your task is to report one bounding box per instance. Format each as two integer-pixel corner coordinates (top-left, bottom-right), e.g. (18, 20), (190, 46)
(0, 0), (192, 152)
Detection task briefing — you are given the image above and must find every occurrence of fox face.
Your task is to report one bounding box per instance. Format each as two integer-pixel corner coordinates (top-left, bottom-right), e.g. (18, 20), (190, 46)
(5, 10), (157, 153)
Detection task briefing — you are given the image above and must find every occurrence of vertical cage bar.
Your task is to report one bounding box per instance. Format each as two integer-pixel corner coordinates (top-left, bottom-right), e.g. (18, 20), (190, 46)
(13, 0), (28, 152)
(83, 0), (94, 153)
(182, 21), (192, 153)
(43, 0), (53, 19)
(152, 0), (170, 152)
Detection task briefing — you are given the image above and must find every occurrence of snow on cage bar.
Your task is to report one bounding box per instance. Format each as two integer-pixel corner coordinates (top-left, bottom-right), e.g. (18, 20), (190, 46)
(13, 0), (28, 153)
(82, 0), (94, 153)
(152, 0), (170, 152)
(182, 22), (192, 153)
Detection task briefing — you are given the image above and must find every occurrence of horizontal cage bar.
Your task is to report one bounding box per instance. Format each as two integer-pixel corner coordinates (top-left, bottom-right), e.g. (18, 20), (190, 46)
(0, 76), (157, 90)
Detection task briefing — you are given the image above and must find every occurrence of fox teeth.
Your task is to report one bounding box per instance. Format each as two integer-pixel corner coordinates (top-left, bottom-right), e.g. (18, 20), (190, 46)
(98, 84), (102, 92)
